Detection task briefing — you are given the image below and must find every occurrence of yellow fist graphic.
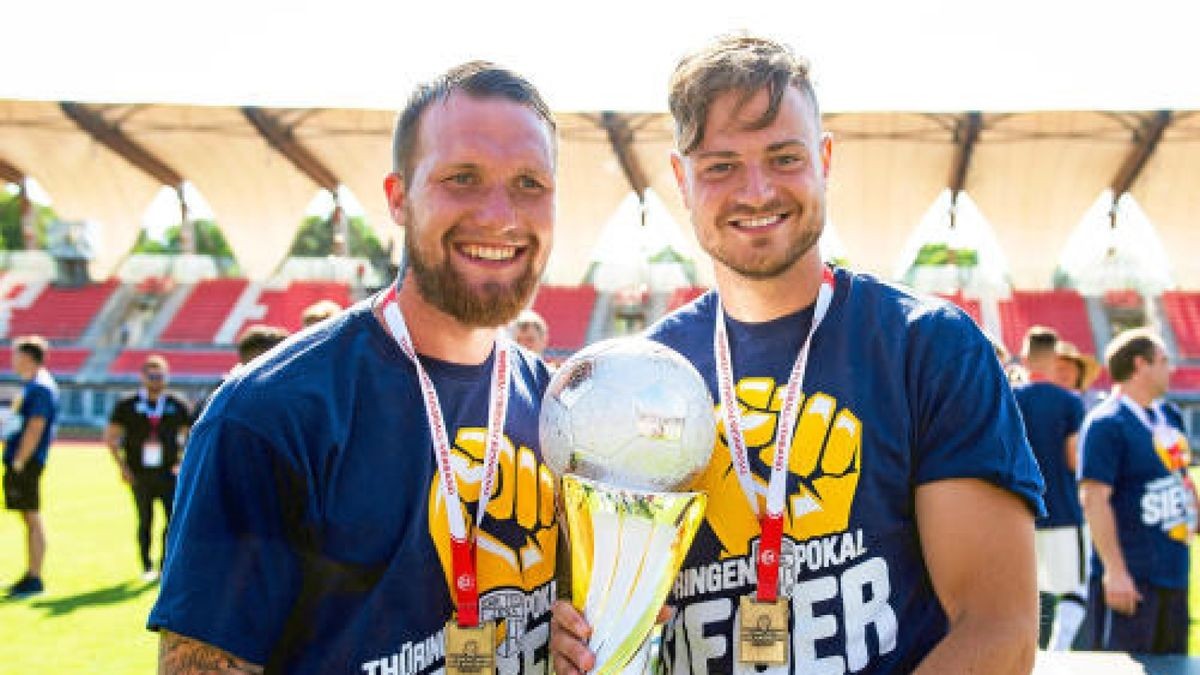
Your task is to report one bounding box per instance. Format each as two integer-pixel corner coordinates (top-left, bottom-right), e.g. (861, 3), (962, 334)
(429, 428), (558, 595)
(693, 378), (862, 558)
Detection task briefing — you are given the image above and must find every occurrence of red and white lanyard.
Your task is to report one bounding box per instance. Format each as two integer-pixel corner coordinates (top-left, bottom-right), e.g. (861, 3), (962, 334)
(713, 267), (835, 603)
(381, 287), (512, 627)
(137, 389), (167, 440)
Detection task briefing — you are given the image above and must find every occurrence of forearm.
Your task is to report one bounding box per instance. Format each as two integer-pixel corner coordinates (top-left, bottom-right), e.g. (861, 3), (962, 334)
(1084, 494), (1128, 576)
(913, 613), (1035, 674)
(159, 630), (263, 674)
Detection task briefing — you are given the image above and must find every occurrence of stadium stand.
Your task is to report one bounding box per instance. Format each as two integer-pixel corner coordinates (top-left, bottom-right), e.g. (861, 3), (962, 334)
(108, 349), (238, 379)
(159, 278), (249, 344)
(1161, 291), (1200, 360)
(7, 279), (119, 341)
(255, 280), (352, 333)
(530, 285), (597, 353)
(999, 290), (1095, 357)
(0, 346), (91, 378)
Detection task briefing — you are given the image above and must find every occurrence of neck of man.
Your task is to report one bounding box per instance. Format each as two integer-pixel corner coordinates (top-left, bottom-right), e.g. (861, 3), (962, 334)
(145, 386), (164, 399)
(714, 247), (826, 323)
(1120, 378), (1159, 409)
(386, 273), (499, 366)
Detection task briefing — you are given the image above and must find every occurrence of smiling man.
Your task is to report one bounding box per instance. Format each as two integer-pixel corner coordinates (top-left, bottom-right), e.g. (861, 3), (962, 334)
(551, 34), (1045, 674)
(150, 62), (559, 674)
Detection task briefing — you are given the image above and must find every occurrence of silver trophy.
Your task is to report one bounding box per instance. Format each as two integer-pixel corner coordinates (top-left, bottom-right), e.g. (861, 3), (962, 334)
(541, 337), (715, 674)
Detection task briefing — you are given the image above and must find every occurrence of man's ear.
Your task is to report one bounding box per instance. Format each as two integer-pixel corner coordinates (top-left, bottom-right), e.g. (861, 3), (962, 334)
(819, 132), (833, 181)
(384, 173), (407, 227)
(670, 152), (691, 210)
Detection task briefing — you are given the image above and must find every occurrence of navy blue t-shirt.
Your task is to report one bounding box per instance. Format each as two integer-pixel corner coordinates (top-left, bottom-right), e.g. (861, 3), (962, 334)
(3, 368), (59, 467)
(148, 299), (558, 674)
(646, 267), (1044, 674)
(1080, 398), (1192, 589)
(1014, 381), (1085, 528)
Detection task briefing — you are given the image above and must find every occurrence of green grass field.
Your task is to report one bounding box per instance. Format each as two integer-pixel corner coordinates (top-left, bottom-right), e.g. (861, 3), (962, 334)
(2, 443), (1199, 672)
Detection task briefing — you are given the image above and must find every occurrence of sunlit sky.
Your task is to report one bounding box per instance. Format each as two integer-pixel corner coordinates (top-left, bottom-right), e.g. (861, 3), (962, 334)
(5, 0), (1199, 113)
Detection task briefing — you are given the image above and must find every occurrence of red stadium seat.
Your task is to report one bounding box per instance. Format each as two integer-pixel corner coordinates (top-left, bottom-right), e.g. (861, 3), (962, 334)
(530, 286), (597, 353)
(999, 290), (1095, 356)
(667, 286), (709, 312)
(1161, 292), (1200, 360)
(8, 279), (119, 341)
(255, 281), (352, 333)
(109, 349), (238, 378)
(160, 278), (249, 344)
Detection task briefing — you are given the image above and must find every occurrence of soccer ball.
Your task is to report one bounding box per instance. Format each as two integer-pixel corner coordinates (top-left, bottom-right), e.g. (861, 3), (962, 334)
(539, 337), (715, 491)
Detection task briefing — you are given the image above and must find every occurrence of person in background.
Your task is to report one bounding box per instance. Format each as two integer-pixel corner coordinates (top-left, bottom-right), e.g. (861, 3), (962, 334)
(3, 335), (59, 599)
(301, 299), (343, 328)
(1014, 326), (1087, 650)
(1080, 328), (1198, 654)
(105, 354), (191, 581)
(511, 308), (549, 356)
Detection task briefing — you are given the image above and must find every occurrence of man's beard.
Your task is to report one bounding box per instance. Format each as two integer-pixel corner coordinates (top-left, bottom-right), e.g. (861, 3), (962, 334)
(708, 201), (823, 280)
(405, 230), (541, 328)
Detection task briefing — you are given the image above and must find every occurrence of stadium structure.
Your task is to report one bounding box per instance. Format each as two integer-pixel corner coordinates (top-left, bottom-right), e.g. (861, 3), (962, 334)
(0, 102), (1199, 435)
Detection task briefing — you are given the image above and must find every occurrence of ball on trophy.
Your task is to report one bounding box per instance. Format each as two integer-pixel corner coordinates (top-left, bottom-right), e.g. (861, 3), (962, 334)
(539, 336), (716, 492)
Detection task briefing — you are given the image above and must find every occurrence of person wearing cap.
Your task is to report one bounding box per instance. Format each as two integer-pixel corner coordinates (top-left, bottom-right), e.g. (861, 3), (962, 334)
(1079, 328), (1198, 654)
(105, 354), (191, 580)
(1013, 326), (1088, 650)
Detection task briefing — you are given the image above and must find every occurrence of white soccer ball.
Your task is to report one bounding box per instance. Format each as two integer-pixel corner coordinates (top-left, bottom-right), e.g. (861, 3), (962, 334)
(539, 337), (715, 491)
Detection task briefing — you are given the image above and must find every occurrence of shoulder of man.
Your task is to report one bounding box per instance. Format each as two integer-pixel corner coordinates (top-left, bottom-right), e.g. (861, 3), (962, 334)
(645, 288), (716, 347)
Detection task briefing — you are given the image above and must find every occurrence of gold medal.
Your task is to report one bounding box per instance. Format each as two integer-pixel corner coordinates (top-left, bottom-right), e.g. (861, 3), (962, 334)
(444, 621), (495, 675)
(738, 595), (789, 665)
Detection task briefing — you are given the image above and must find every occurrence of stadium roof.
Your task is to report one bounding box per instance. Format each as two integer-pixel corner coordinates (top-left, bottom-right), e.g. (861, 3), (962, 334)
(2, 103), (1199, 287)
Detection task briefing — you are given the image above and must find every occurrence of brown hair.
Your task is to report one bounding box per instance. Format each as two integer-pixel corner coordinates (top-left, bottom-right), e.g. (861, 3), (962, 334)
(1105, 327), (1162, 383)
(236, 325), (291, 364)
(392, 61), (556, 185)
(668, 34), (820, 155)
(12, 335), (48, 364)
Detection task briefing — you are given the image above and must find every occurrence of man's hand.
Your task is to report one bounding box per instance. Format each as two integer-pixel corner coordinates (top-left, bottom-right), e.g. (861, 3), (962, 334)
(550, 600), (595, 675)
(1102, 568), (1142, 615)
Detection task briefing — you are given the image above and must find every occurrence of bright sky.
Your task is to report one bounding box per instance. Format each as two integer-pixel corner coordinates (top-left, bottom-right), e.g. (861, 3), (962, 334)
(5, 0), (1199, 113)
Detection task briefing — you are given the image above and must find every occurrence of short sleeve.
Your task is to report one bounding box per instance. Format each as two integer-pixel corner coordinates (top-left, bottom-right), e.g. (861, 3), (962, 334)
(109, 400), (129, 426)
(148, 417), (306, 665)
(23, 386), (54, 420)
(910, 311), (1046, 517)
(1080, 418), (1122, 486)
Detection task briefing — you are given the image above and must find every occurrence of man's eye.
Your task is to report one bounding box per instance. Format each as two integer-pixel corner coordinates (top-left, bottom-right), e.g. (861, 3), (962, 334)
(704, 162), (734, 176)
(447, 173), (477, 186)
(517, 175), (545, 191)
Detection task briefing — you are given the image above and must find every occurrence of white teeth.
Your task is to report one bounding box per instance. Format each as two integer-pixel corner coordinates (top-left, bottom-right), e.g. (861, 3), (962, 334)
(461, 244), (518, 261)
(734, 214), (785, 229)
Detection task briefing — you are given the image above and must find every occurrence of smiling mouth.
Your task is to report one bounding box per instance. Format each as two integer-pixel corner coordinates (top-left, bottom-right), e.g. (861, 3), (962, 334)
(456, 243), (524, 262)
(729, 212), (791, 230)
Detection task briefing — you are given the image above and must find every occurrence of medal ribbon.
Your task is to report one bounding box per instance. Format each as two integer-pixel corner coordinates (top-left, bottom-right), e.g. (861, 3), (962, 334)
(381, 286), (511, 627)
(137, 389), (167, 445)
(713, 267), (835, 602)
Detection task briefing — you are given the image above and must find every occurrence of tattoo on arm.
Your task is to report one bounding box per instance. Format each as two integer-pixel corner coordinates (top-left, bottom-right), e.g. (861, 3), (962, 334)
(159, 631), (263, 674)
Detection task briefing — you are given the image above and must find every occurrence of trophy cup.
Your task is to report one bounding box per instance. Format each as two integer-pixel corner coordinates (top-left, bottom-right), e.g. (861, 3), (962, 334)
(540, 337), (715, 674)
